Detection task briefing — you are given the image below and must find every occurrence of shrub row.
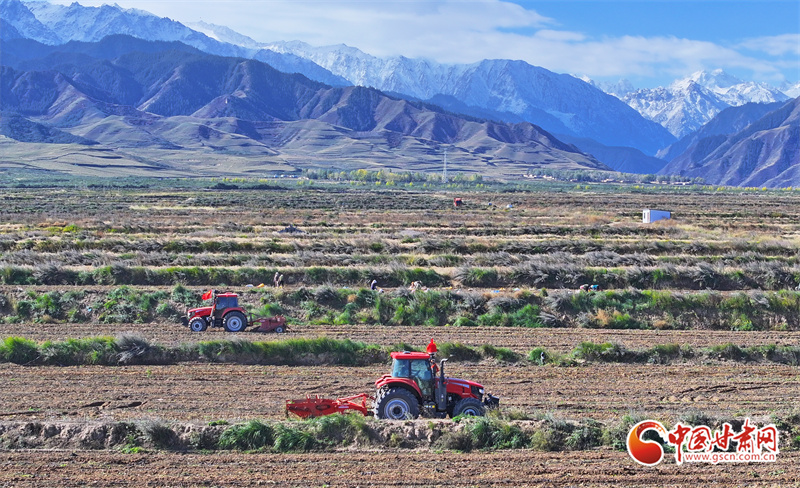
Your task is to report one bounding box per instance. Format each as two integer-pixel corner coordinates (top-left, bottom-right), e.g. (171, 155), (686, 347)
(2, 260), (800, 292)
(2, 285), (190, 324)
(6, 410), (798, 452)
(6, 285), (800, 331)
(0, 264), (446, 288)
(7, 237), (800, 265)
(537, 341), (800, 366)
(0, 335), (384, 367)
(2, 336), (798, 367)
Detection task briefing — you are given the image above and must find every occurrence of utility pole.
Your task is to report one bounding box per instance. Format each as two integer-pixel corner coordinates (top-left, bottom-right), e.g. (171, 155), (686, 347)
(442, 148), (447, 184)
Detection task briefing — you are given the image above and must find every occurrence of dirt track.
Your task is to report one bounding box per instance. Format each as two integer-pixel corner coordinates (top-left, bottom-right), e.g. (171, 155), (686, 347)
(1, 450), (798, 487)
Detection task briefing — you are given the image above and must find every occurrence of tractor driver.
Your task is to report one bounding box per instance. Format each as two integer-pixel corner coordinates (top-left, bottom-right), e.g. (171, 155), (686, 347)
(410, 359), (433, 397)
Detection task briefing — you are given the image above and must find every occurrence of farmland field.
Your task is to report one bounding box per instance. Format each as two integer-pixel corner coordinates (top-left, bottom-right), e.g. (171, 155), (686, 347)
(1, 177), (800, 486)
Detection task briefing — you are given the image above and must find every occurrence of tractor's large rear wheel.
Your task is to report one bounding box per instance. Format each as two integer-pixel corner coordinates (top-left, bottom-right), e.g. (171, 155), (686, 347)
(223, 311), (247, 332)
(188, 317), (208, 332)
(452, 397), (485, 417)
(374, 388), (420, 420)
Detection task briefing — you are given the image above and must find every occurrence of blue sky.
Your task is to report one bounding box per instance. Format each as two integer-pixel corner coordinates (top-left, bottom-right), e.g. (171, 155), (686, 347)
(52, 0), (800, 88)
(522, 1), (797, 43)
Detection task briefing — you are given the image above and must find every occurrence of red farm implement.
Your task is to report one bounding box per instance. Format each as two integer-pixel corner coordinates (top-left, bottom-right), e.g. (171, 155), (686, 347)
(250, 315), (287, 333)
(286, 394), (372, 418)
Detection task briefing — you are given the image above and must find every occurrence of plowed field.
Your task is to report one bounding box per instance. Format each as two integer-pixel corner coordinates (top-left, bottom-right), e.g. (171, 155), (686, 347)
(3, 359), (798, 423)
(3, 184), (800, 486)
(2, 450), (798, 487)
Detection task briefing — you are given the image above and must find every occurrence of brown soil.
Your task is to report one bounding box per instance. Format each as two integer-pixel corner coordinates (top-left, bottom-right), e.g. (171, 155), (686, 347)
(1, 449), (797, 487)
(3, 311), (798, 488)
(2, 360), (797, 423)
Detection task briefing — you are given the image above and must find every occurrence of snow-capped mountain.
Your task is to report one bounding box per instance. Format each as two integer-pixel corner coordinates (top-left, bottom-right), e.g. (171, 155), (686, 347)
(0, 0), (61, 44)
(612, 70), (790, 139)
(261, 40), (675, 155)
(185, 20), (263, 50)
(7, 0), (232, 54)
(689, 69), (789, 105)
(1, 0), (350, 86)
(782, 82), (800, 98)
(582, 77), (636, 98)
(622, 79), (731, 140)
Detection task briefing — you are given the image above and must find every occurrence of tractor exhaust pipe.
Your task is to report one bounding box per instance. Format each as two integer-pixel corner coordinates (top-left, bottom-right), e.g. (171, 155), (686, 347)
(435, 358), (448, 411)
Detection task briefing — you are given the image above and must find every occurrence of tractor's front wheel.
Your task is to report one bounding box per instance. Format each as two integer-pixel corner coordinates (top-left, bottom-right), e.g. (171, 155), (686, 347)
(374, 388), (420, 420)
(188, 317), (208, 332)
(274, 326), (285, 333)
(223, 311), (247, 332)
(452, 397), (485, 417)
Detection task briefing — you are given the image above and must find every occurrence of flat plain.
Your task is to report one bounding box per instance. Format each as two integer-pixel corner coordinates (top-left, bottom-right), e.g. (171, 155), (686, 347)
(1, 178), (799, 486)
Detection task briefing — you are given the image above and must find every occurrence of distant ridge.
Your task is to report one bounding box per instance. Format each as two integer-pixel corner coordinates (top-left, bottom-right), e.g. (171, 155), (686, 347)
(660, 97), (800, 187)
(0, 36), (607, 177)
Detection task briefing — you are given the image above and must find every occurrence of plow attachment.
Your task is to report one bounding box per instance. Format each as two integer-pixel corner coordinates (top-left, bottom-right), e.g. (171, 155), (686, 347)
(286, 394), (372, 418)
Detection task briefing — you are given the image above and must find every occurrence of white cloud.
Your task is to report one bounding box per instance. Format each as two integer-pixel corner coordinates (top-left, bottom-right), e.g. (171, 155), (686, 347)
(740, 34), (800, 57)
(45, 0), (797, 85)
(533, 30), (586, 42)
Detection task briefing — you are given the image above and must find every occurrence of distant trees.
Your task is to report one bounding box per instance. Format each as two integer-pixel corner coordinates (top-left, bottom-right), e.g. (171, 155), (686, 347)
(303, 168), (483, 186)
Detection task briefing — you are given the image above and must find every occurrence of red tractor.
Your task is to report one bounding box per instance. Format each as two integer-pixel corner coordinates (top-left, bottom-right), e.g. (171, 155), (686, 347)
(373, 345), (499, 419)
(286, 340), (499, 419)
(184, 289), (287, 333)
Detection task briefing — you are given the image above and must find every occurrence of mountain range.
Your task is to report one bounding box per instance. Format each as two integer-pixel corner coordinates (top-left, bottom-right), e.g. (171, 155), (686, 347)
(1, 0), (798, 186)
(0, 0), (675, 165)
(659, 98), (800, 187)
(598, 70), (791, 139)
(0, 35), (605, 177)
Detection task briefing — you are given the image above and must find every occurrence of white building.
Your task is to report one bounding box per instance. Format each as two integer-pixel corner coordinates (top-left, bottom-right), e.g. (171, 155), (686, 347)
(643, 209), (671, 223)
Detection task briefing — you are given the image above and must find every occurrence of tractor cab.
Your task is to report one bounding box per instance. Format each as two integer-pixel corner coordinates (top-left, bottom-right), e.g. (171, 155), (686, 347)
(213, 293), (239, 310)
(388, 352), (436, 398)
(210, 293), (239, 321)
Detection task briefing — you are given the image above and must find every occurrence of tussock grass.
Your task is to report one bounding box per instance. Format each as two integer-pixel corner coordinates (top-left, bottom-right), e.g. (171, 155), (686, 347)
(438, 342), (482, 362)
(196, 337), (382, 366)
(480, 344), (521, 362)
(0, 337), (39, 364)
(218, 420), (274, 451)
(273, 424), (317, 452)
(465, 416), (528, 450)
(40, 337), (118, 365)
(139, 419), (179, 449)
(219, 414), (371, 453)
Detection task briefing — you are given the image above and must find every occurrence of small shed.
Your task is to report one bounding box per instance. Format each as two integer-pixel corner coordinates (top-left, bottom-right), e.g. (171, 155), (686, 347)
(643, 209), (671, 223)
